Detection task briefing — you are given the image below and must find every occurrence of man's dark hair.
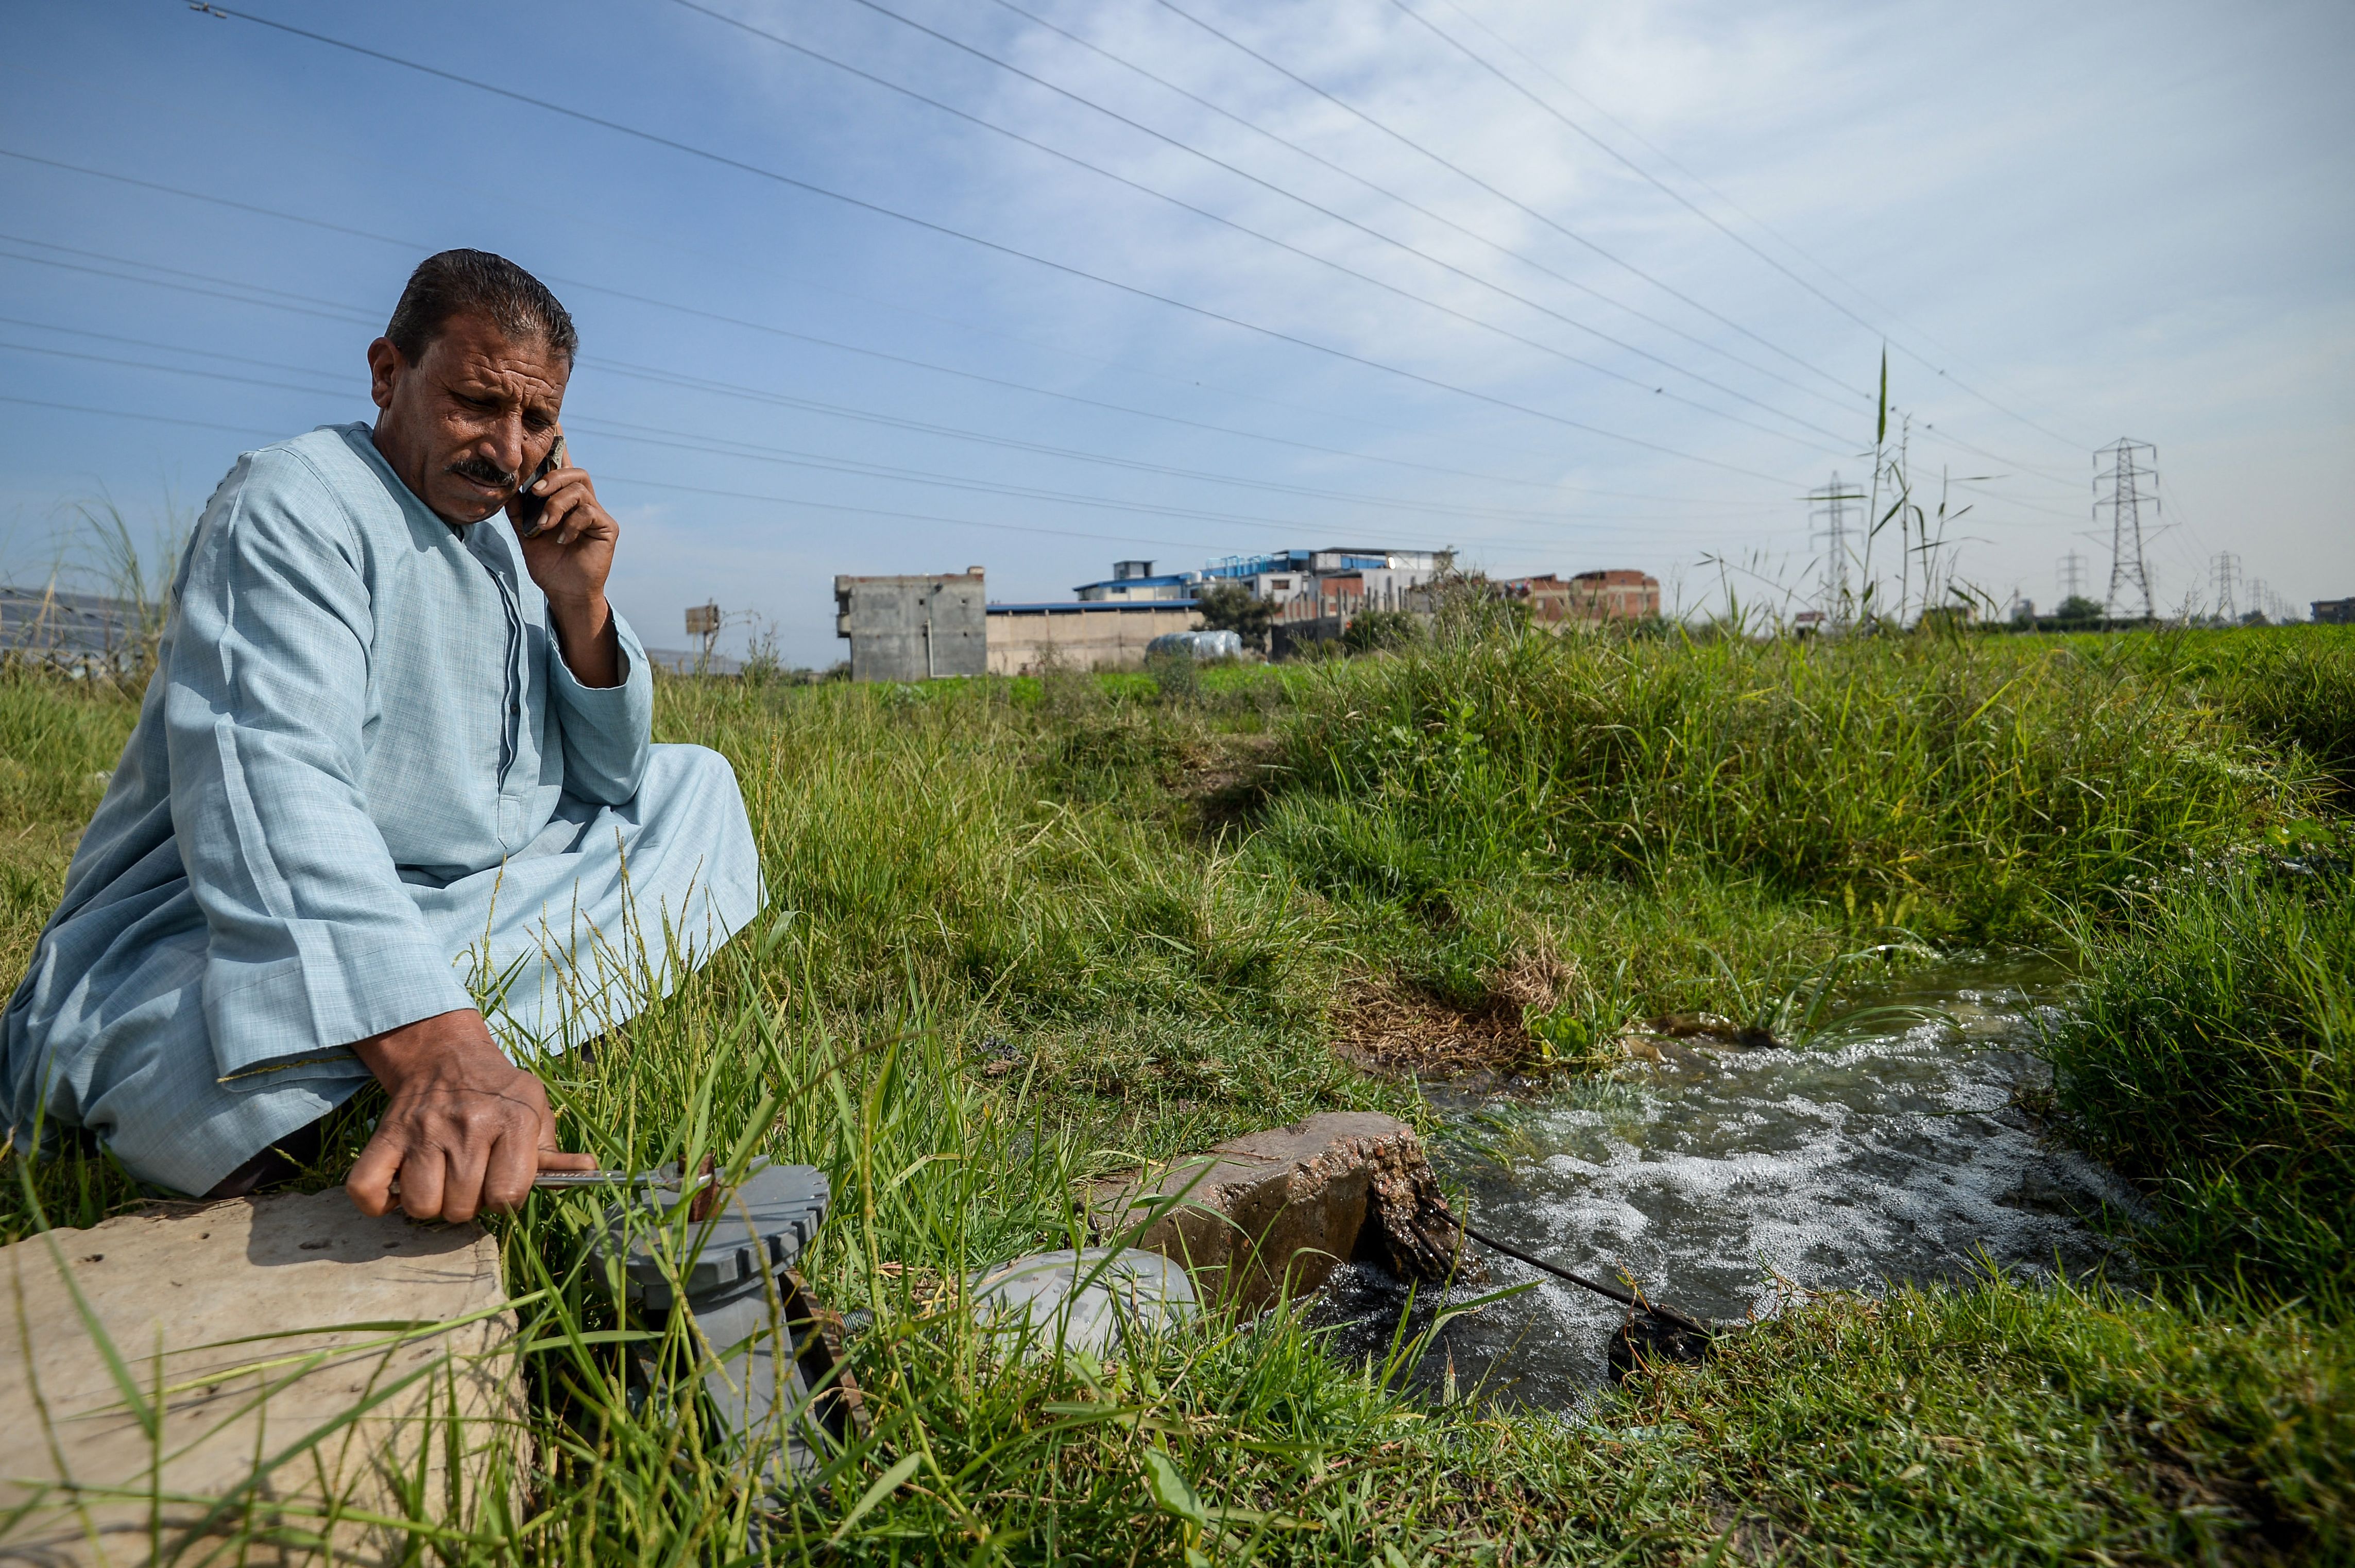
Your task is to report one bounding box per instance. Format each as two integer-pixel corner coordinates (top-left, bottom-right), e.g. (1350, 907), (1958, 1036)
(384, 249), (577, 365)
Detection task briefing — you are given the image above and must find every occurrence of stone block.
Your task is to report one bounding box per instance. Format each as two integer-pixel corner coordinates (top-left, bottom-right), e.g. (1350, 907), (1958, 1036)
(1089, 1112), (1459, 1315)
(967, 1248), (1197, 1359)
(0, 1189), (521, 1565)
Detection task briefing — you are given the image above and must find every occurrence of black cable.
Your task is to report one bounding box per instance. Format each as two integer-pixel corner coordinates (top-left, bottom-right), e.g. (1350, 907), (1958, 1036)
(2, 336), (1778, 552)
(1455, 1218), (1714, 1340)
(0, 266), (1786, 535)
(188, 4), (1799, 484)
(0, 389), (1226, 552)
(1148, 0), (1856, 399)
(0, 393), (281, 440)
(0, 242), (376, 327)
(592, 355), (1778, 528)
(970, 0), (1865, 419)
(699, 0), (1859, 449)
(0, 144), (1760, 502)
(1387, 0), (2091, 455)
(0, 393), (1776, 563)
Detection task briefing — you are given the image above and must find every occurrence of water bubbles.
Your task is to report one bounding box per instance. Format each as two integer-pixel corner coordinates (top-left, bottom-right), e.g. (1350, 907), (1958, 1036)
(1320, 953), (2138, 1409)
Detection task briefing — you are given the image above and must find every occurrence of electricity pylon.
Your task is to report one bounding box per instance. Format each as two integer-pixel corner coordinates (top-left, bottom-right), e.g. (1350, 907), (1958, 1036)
(2209, 552), (2241, 624)
(1808, 472), (1864, 624)
(2094, 438), (2159, 620)
(2058, 550), (2088, 602)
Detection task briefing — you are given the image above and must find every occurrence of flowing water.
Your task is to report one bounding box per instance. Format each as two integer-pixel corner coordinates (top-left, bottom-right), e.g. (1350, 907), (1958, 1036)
(1316, 953), (2143, 1408)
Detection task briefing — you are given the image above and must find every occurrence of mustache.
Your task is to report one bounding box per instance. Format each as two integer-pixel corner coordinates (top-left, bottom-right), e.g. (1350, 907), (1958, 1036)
(448, 454), (518, 491)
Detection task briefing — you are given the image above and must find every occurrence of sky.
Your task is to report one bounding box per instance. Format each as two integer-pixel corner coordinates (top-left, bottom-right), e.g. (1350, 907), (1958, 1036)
(2, 0), (2349, 664)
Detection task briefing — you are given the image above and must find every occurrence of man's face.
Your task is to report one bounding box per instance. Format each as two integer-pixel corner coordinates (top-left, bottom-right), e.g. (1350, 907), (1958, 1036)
(367, 311), (569, 526)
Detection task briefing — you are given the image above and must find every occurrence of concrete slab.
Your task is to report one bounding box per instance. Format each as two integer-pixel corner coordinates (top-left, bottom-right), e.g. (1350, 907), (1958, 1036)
(1089, 1112), (1461, 1314)
(1, 1189), (520, 1565)
(968, 1248), (1197, 1359)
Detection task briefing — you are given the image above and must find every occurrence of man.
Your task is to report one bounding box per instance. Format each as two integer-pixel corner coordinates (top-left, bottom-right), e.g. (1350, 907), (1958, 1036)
(2, 250), (762, 1220)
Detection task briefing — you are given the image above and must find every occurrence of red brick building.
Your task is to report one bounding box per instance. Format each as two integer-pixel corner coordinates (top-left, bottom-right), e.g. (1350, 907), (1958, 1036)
(1503, 569), (1661, 625)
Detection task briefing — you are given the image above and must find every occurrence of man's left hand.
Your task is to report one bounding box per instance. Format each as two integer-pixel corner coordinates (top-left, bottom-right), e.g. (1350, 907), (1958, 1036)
(508, 437), (623, 687)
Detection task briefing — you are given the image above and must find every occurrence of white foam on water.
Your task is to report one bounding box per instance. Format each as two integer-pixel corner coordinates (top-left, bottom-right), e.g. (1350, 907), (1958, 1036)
(1313, 957), (2141, 1409)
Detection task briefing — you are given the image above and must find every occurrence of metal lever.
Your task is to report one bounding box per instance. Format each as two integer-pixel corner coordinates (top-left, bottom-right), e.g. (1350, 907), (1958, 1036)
(389, 1168), (714, 1196)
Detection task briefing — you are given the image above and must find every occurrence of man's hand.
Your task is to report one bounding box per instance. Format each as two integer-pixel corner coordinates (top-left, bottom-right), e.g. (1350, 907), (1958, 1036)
(346, 1009), (595, 1222)
(508, 433), (622, 689)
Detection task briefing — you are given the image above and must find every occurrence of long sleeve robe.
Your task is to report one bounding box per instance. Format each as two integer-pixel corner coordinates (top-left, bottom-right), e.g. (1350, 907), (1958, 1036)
(2, 423), (763, 1195)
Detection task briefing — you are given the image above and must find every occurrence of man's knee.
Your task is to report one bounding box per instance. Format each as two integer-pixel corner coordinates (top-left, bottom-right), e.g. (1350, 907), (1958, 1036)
(641, 745), (754, 850)
(646, 742), (742, 799)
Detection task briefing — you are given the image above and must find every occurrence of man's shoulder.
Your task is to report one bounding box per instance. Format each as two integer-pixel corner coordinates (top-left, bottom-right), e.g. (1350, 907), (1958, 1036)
(237, 423), (381, 499)
(207, 425), (403, 538)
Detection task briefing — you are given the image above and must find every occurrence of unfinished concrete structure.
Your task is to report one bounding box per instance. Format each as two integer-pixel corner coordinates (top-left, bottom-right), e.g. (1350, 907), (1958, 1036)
(985, 600), (1200, 675)
(833, 569), (987, 681)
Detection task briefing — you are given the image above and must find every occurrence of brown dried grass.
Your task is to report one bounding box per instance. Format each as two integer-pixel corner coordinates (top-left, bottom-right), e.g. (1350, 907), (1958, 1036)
(1331, 948), (1573, 1080)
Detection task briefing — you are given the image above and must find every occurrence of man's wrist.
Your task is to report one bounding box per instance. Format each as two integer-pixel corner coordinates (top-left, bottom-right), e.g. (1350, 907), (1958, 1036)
(546, 590), (609, 642)
(352, 1008), (498, 1088)
(546, 592), (622, 688)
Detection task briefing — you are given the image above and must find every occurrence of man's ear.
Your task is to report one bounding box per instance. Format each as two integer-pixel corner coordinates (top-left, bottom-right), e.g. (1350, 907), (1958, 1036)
(365, 337), (404, 413)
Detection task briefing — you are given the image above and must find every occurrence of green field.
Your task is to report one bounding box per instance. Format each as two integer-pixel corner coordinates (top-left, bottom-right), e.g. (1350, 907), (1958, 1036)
(2, 623), (2348, 1563)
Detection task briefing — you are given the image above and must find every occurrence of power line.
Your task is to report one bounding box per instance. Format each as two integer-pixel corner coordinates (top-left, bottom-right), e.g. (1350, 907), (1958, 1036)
(0, 229), (2058, 553)
(967, 0), (1863, 418)
(0, 106), (1802, 483)
(0, 316), (1761, 530)
(0, 239), (375, 327)
(0, 389), (1259, 554)
(189, 5), (1801, 484)
(0, 250), (1782, 534)
(1423, 0), (2088, 452)
(0, 393), (281, 441)
(0, 395), (1776, 565)
(727, 0), (1859, 446)
(670, 0), (1858, 457)
(1149, 0), (1858, 399)
(0, 336), (1762, 555)
(0, 161), (1758, 503)
(1915, 423), (2081, 487)
(1385, 0), (2091, 457)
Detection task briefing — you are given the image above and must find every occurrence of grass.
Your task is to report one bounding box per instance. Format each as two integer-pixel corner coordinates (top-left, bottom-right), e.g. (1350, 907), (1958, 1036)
(2045, 854), (2354, 1308)
(1, 622), (2350, 1562)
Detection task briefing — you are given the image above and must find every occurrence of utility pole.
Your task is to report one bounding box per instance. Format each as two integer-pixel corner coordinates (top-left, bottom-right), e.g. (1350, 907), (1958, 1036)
(2094, 438), (2159, 621)
(2208, 552), (2241, 624)
(2058, 550), (2088, 603)
(1808, 472), (1864, 624)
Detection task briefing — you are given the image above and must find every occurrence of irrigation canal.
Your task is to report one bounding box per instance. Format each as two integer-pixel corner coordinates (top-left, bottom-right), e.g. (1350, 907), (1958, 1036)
(1317, 955), (2143, 1408)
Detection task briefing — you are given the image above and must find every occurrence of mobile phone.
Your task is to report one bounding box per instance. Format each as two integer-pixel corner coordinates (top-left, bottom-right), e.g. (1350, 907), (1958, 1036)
(514, 433), (568, 536)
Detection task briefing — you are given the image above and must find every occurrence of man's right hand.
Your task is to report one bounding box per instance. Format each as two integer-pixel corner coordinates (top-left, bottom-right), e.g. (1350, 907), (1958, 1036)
(345, 1008), (596, 1222)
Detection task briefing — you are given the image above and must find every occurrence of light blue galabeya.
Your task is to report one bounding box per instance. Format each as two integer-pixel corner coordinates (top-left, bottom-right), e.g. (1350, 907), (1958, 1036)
(3, 423), (763, 1194)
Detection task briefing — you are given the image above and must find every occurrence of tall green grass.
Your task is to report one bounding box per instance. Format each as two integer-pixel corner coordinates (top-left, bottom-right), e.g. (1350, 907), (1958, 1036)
(2046, 858), (2354, 1308)
(2156, 627), (2355, 806)
(2, 626), (2350, 1561)
(1268, 629), (2309, 941)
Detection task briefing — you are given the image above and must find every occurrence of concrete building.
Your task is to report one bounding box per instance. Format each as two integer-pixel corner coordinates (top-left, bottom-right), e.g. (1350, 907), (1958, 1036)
(1197, 549), (1444, 607)
(1074, 560), (1193, 602)
(985, 600), (1200, 674)
(2313, 598), (2354, 625)
(833, 569), (987, 681)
